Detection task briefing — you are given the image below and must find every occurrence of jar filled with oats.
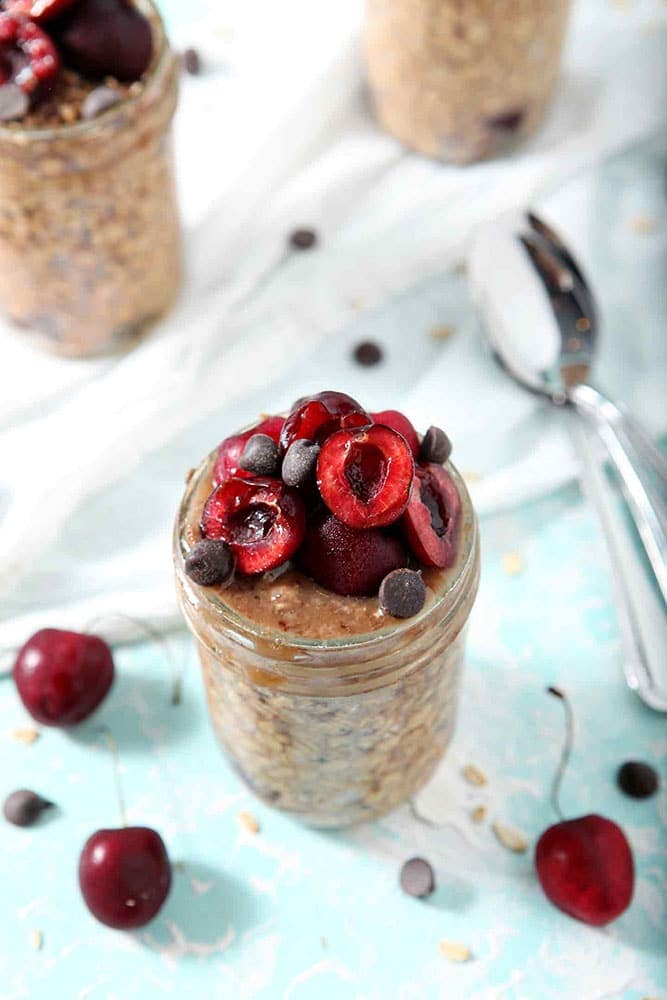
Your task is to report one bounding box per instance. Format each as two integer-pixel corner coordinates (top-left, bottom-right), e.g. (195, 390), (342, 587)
(0, 0), (181, 357)
(364, 0), (572, 164)
(174, 446), (481, 829)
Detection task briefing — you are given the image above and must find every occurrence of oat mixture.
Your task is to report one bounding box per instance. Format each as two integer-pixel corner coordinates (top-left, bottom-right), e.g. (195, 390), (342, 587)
(364, 0), (571, 163)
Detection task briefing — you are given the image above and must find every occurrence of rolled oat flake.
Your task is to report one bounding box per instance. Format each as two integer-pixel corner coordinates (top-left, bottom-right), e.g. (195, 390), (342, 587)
(0, 84), (29, 123)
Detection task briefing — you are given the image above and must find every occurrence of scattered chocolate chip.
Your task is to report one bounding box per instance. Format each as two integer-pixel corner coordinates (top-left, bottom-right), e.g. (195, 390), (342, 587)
(289, 228), (317, 250)
(419, 425), (452, 465)
(182, 47), (201, 75)
(617, 761), (659, 799)
(185, 539), (235, 587)
(282, 439), (320, 488)
(3, 790), (53, 827)
(0, 84), (29, 123)
(353, 341), (383, 367)
(81, 86), (121, 121)
(379, 569), (426, 619)
(240, 433), (280, 476)
(400, 857), (435, 898)
(486, 109), (525, 131)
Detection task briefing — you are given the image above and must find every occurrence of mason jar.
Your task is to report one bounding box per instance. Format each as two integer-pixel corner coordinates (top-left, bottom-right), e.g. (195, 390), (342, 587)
(0, 0), (181, 357)
(174, 449), (481, 828)
(364, 0), (571, 164)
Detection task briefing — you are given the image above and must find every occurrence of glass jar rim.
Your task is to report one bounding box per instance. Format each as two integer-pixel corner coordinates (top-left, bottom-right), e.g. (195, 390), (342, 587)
(0, 0), (170, 143)
(174, 445), (480, 655)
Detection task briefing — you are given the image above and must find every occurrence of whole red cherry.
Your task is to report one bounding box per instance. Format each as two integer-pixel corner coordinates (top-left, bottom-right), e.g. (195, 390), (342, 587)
(13, 628), (114, 726)
(534, 688), (634, 926)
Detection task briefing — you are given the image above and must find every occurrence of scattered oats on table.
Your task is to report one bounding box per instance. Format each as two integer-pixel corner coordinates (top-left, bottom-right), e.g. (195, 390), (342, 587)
(30, 929), (43, 951)
(12, 727), (40, 744)
(438, 940), (472, 963)
(502, 552), (524, 576)
(629, 214), (655, 235)
(471, 805), (487, 824)
(429, 325), (454, 342)
(462, 764), (488, 787)
(493, 821), (529, 854)
(238, 811), (260, 834)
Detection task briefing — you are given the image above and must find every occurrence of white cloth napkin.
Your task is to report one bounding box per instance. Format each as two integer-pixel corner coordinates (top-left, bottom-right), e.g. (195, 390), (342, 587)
(1, 0), (665, 651)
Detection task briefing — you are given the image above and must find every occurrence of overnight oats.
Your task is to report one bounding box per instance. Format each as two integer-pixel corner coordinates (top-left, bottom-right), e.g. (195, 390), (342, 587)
(364, 0), (571, 164)
(0, 0), (181, 356)
(175, 392), (480, 827)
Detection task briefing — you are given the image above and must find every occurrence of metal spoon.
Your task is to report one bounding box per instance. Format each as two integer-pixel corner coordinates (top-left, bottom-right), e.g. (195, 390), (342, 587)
(468, 211), (667, 711)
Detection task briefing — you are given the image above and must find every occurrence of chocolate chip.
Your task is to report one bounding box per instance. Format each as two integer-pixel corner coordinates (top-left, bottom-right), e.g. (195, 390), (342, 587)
(183, 47), (201, 75)
(419, 425), (452, 465)
(81, 86), (121, 121)
(240, 434), (280, 476)
(185, 539), (235, 587)
(353, 341), (383, 367)
(617, 761), (659, 799)
(400, 857), (435, 898)
(486, 109), (525, 131)
(3, 790), (53, 827)
(379, 569), (426, 619)
(0, 84), (29, 123)
(282, 439), (320, 488)
(289, 228), (317, 250)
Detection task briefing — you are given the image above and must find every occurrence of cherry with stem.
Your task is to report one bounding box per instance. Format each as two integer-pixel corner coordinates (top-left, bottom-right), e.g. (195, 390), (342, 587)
(78, 726), (171, 930)
(534, 686), (634, 926)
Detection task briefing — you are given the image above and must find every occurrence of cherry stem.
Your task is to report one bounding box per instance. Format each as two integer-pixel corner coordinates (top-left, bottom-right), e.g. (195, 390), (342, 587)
(547, 685), (574, 821)
(86, 613), (182, 706)
(98, 726), (127, 828)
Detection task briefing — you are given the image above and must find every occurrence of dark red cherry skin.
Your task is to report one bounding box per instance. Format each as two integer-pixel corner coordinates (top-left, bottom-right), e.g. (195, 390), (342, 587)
(201, 476), (306, 574)
(13, 629), (114, 727)
(535, 814), (634, 926)
(79, 826), (171, 929)
(402, 463), (461, 568)
(3, 0), (78, 22)
(53, 0), (152, 82)
(317, 424), (414, 530)
(298, 513), (409, 597)
(371, 410), (420, 460)
(0, 12), (60, 97)
(213, 415), (284, 487)
(280, 391), (370, 452)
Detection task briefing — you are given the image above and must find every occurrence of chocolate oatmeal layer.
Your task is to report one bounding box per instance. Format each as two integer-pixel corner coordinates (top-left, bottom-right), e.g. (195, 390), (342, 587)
(0, 0), (181, 357)
(364, 0), (571, 163)
(175, 449), (480, 827)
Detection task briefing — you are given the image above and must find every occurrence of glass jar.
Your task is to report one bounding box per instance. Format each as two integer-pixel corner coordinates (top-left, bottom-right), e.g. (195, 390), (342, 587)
(0, 0), (181, 357)
(364, 0), (571, 164)
(174, 450), (481, 828)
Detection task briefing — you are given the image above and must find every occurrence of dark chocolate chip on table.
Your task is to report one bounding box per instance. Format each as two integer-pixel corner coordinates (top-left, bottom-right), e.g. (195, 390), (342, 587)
(3, 789), (54, 827)
(400, 857), (435, 898)
(282, 439), (320, 488)
(353, 341), (383, 367)
(289, 228), (318, 250)
(185, 539), (235, 587)
(379, 568), (426, 619)
(82, 86), (122, 120)
(0, 84), (29, 123)
(183, 47), (202, 75)
(617, 761), (659, 799)
(419, 425), (452, 465)
(240, 433), (280, 476)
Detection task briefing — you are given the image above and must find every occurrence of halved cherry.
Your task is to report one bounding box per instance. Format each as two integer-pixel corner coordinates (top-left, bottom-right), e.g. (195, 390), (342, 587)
(52, 0), (153, 82)
(280, 391), (370, 452)
(371, 410), (420, 460)
(3, 0), (78, 22)
(402, 463), (461, 568)
(213, 415), (284, 486)
(0, 11), (60, 97)
(201, 476), (306, 575)
(317, 425), (414, 529)
(298, 512), (408, 597)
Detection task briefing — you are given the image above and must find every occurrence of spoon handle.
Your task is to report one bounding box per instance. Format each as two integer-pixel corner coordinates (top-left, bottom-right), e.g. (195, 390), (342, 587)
(569, 384), (667, 606)
(570, 415), (667, 711)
